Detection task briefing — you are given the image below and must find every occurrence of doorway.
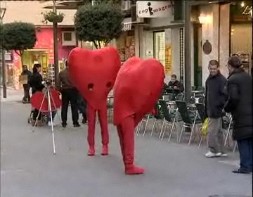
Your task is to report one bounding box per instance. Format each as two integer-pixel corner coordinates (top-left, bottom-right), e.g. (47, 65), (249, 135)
(193, 23), (203, 89)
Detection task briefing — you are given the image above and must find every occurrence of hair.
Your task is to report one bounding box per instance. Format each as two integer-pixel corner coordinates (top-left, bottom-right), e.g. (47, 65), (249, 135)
(208, 60), (219, 67)
(171, 74), (177, 79)
(228, 56), (242, 68)
(32, 63), (41, 73)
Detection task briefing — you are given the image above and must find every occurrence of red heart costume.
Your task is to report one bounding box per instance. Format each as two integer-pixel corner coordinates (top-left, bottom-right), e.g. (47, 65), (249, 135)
(113, 57), (164, 175)
(68, 47), (121, 156)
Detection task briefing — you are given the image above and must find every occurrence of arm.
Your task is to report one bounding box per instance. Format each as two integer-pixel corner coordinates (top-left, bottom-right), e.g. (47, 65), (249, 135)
(178, 81), (184, 92)
(56, 72), (62, 91)
(218, 78), (227, 107)
(224, 83), (240, 113)
(204, 81), (208, 118)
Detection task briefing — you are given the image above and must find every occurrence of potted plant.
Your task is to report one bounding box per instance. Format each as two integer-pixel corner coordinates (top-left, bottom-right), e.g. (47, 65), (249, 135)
(43, 11), (64, 23)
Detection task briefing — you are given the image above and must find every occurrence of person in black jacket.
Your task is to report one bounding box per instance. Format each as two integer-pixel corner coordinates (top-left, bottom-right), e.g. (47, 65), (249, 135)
(167, 74), (184, 94)
(58, 61), (80, 128)
(224, 56), (252, 174)
(29, 63), (44, 126)
(20, 65), (32, 103)
(204, 60), (227, 158)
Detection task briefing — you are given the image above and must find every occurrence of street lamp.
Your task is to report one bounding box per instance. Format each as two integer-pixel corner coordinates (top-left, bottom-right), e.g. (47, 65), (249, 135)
(0, 1), (7, 98)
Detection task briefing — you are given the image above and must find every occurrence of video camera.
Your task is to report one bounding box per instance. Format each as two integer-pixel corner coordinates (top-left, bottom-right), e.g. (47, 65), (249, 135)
(42, 78), (53, 87)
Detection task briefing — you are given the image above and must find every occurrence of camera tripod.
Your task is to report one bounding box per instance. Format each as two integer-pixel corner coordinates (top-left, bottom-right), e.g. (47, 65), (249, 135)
(31, 85), (61, 155)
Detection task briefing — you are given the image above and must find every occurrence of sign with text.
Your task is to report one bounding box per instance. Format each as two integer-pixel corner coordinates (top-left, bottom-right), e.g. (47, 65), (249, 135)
(137, 1), (172, 18)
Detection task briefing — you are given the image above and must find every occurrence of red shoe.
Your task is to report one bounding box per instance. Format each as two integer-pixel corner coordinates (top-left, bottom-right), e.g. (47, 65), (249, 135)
(101, 145), (108, 156)
(87, 147), (95, 156)
(125, 165), (145, 175)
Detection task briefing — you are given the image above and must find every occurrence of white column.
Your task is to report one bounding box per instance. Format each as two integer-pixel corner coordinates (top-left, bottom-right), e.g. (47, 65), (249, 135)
(219, 4), (230, 77)
(200, 4), (219, 85)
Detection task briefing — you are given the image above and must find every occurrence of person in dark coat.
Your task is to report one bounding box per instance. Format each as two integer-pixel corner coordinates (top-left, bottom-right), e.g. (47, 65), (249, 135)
(224, 56), (252, 174)
(20, 65), (32, 103)
(204, 60), (227, 158)
(58, 61), (80, 128)
(167, 74), (184, 94)
(29, 63), (45, 126)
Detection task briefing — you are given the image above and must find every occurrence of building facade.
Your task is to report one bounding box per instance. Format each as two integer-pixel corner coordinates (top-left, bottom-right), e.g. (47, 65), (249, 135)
(2, 0), (76, 88)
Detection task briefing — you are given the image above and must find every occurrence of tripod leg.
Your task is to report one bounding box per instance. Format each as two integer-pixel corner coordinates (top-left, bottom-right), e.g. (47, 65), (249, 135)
(49, 90), (61, 125)
(47, 89), (56, 155)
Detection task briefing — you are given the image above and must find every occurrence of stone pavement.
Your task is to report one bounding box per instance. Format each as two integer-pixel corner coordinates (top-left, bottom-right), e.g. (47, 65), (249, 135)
(1, 90), (252, 197)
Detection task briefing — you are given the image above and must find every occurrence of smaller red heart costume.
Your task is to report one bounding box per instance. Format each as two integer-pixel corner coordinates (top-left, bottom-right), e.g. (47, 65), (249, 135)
(113, 57), (164, 175)
(31, 88), (61, 112)
(68, 47), (121, 155)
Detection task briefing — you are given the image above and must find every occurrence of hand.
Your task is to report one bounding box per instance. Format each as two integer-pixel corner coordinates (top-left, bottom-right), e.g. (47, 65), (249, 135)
(174, 86), (178, 89)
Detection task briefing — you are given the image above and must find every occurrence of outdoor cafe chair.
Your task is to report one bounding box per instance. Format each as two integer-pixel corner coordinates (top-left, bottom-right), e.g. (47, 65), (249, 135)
(158, 100), (177, 140)
(175, 101), (200, 145)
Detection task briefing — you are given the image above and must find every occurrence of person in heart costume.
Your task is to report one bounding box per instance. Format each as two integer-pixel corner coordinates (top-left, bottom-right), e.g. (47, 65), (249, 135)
(68, 47), (121, 156)
(113, 57), (165, 175)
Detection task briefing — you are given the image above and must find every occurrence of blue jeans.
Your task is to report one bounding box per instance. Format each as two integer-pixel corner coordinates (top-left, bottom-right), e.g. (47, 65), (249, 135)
(237, 138), (253, 172)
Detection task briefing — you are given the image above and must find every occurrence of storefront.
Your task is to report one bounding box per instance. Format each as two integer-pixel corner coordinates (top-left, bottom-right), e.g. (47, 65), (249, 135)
(190, 1), (252, 89)
(230, 1), (252, 74)
(116, 17), (135, 63)
(136, 1), (183, 82)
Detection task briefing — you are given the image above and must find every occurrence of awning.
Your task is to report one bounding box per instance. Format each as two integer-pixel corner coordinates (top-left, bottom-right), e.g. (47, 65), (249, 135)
(122, 17), (132, 31)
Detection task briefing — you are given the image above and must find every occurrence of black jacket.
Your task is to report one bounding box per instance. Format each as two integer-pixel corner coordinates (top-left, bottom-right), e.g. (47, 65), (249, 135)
(205, 72), (227, 118)
(167, 80), (184, 94)
(21, 70), (32, 84)
(224, 68), (252, 140)
(29, 72), (44, 94)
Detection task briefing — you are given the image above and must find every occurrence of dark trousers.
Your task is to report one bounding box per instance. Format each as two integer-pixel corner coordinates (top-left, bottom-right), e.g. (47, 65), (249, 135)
(237, 138), (253, 172)
(61, 88), (79, 124)
(23, 84), (30, 102)
(33, 109), (41, 121)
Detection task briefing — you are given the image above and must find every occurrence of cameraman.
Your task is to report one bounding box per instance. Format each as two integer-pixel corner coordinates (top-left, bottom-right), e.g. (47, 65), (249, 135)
(58, 61), (80, 128)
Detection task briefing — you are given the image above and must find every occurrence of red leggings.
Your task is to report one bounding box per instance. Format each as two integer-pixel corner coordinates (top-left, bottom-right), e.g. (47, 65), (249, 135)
(117, 116), (135, 165)
(87, 104), (109, 147)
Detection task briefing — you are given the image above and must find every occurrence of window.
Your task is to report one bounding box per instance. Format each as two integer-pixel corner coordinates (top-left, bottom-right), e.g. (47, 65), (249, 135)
(63, 32), (72, 41)
(154, 31), (165, 66)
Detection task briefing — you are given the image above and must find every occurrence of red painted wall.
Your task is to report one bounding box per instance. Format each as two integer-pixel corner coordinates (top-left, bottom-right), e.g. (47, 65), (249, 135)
(35, 27), (75, 64)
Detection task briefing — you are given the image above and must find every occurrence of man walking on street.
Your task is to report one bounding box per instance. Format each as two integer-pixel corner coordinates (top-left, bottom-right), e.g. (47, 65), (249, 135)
(224, 56), (252, 174)
(20, 65), (32, 103)
(58, 61), (80, 128)
(205, 60), (227, 158)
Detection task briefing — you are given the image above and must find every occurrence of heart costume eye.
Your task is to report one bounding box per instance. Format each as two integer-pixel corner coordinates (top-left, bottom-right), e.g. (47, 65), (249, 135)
(106, 82), (112, 88)
(88, 83), (94, 91)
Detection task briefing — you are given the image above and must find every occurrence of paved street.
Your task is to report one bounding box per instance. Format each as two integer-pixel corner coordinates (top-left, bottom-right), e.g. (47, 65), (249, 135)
(1, 89), (252, 197)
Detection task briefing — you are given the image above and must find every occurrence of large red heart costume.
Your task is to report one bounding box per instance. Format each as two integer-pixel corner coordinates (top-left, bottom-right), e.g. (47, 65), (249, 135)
(113, 57), (164, 175)
(68, 47), (121, 156)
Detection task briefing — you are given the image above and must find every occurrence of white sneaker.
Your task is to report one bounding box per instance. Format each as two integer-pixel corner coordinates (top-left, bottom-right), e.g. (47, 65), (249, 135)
(205, 151), (217, 158)
(216, 152), (228, 157)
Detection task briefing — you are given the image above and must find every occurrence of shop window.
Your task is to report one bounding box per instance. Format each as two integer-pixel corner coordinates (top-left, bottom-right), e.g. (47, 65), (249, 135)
(117, 31), (135, 62)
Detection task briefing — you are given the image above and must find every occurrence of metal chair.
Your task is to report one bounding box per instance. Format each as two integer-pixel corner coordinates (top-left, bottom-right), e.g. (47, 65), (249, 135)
(150, 102), (164, 137)
(158, 100), (176, 140)
(175, 101), (199, 145)
(136, 114), (152, 136)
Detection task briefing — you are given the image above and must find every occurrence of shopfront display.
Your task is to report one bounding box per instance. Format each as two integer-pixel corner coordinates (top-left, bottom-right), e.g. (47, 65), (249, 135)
(154, 31), (165, 67)
(117, 31), (135, 63)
